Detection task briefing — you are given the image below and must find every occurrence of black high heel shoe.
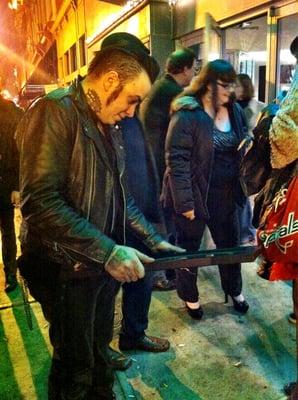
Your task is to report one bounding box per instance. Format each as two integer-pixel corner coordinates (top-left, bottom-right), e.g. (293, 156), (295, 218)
(185, 303), (204, 320)
(225, 294), (249, 314)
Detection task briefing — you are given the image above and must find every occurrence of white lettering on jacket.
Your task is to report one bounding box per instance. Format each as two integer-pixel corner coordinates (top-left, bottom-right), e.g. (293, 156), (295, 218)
(259, 212), (298, 254)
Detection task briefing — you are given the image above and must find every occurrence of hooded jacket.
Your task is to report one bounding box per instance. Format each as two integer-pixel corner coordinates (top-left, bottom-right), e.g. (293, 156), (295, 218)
(16, 78), (163, 276)
(162, 95), (247, 220)
(269, 65), (298, 169)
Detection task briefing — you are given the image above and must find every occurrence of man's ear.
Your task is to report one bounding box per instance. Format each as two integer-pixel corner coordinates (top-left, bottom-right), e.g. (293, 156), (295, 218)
(206, 82), (212, 91)
(103, 71), (120, 92)
(182, 66), (188, 75)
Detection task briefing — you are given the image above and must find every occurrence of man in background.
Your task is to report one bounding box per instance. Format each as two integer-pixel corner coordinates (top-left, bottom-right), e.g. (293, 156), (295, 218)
(140, 47), (197, 290)
(0, 92), (23, 292)
(117, 115), (170, 353)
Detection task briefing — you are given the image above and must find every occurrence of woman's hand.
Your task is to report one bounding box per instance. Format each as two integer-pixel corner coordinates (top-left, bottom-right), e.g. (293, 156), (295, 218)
(182, 210), (195, 220)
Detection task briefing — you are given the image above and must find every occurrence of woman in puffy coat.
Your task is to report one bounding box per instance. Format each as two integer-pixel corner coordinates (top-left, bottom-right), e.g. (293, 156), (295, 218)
(162, 59), (249, 319)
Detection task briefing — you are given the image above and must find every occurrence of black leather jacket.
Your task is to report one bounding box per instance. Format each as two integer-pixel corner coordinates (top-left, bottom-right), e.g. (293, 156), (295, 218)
(162, 96), (248, 220)
(16, 78), (163, 274)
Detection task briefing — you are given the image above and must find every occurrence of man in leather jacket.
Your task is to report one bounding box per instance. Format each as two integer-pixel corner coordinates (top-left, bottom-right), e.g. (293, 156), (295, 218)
(16, 32), (183, 400)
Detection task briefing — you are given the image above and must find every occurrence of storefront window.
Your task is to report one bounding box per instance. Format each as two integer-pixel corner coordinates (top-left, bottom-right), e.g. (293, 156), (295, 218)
(276, 13), (298, 96)
(223, 15), (267, 102)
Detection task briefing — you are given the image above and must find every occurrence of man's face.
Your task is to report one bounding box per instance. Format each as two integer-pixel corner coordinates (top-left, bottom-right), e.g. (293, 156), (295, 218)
(183, 60), (197, 87)
(100, 70), (151, 125)
(234, 80), (244, 100)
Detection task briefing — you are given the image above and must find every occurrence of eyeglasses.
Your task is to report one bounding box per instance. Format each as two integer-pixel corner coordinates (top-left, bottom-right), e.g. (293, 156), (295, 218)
(216, 81), (236, 90)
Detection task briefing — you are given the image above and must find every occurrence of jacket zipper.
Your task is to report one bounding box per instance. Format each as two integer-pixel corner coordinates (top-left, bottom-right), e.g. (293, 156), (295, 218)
(206, 148), (214, 200)
(110, 183), (116, 235)
(113, 125), (126, 245)
(57, 242), (103, 263)
(46, 239), (103, 263)
(87, 145), (96, 221)
(119, 163), (126, 245)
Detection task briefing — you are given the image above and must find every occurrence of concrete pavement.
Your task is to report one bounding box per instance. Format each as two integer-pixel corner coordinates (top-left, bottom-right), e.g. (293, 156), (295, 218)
(0, 211), (295, 399)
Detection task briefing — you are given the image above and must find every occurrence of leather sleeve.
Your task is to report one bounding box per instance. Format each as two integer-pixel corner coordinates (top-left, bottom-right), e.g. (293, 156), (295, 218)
(17, 98), (115, 266)
(125, 191), (164, 249)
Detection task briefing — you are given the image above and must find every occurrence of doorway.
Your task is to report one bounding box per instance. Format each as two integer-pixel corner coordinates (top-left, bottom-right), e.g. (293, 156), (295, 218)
(223, 15), (267, 102)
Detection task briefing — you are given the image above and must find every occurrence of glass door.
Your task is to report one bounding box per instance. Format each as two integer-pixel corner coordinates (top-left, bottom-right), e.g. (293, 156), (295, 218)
(204, 13), (223, 63)
(276, 13), (298, 96)
(222, 15), (267, 102)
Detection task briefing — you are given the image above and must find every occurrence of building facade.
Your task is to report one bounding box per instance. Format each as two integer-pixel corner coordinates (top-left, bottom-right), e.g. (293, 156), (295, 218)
(13, 0), (297, 103)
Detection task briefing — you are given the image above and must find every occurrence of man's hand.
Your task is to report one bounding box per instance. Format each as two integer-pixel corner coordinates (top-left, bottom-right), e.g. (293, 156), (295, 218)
(105, 245), (154, 283)
(182, 209), (195, 220)
(151, 240), (185, 254)
(11, 191), (20, 207)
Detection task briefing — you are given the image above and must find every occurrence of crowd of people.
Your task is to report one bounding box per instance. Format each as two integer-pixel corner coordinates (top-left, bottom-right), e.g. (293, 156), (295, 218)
(0, 31), (297, 400)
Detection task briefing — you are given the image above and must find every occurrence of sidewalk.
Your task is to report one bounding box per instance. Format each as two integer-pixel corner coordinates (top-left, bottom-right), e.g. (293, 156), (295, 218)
(0, 212), (294, 399)
(0, 261), (294, 399)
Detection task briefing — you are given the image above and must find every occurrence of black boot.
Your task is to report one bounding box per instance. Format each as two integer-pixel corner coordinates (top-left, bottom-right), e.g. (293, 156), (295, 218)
(225, 294), (249, 314)
(284, 382), (297, 396)
(89, 392), (116, 400)
(5, 274), (18, 292)
(106, 346), (132, 370)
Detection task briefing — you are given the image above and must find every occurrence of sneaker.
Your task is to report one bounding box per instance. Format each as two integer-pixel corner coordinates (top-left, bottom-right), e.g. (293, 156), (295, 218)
(288, 312), (296, 324)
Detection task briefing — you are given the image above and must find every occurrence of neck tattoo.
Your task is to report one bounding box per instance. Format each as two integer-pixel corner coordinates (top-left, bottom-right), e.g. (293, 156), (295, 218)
(86, 88), (102, 115)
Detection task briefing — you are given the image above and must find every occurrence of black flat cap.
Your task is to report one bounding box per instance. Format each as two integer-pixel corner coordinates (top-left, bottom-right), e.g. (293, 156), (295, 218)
(101, 32), (160, 83)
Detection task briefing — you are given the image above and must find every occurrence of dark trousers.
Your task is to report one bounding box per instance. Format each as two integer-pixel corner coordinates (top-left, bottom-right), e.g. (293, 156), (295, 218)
(120, 236), (154, 342)
(163, 207), (176, 281)
(174, 185), (242, 302)
(19, 252), (120, 400)
(0, 205), (17, 279)
(121, 272), (154, 342)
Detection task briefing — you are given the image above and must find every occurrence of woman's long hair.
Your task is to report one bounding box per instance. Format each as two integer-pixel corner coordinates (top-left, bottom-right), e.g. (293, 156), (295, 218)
(237, 73), (254, 101)
(178, 59), (236, 113)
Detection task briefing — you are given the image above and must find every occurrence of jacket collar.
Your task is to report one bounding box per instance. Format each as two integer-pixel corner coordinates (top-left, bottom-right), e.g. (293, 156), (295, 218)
(68, 77), (116, 171)
(171, 95), (201, 113)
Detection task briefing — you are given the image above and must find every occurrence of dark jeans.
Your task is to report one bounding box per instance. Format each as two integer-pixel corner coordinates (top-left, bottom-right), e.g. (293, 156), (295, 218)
(0, 205), (17, 279)
(120, 236), (154, 342)
(18, 252), (120, 400)
(174, 185), (242, 302)
(121, 273), (154, 342)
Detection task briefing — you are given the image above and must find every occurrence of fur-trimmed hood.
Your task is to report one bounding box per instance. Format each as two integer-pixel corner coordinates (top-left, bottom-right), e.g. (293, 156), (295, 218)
(269, 66), (298, 169)
(171, 95), (201, 113)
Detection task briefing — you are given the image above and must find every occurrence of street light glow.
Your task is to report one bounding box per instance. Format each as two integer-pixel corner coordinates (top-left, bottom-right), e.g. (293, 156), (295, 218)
(8, 0), (18, 10)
